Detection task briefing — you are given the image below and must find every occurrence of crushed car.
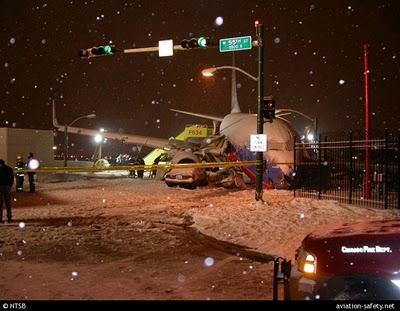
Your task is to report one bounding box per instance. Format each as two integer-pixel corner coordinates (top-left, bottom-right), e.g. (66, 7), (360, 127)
(164, 166), (208, 189)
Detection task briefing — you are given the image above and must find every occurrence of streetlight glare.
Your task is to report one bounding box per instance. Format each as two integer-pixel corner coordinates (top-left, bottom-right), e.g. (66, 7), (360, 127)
(94, 134), (103, 143)
(201, 68), (216, 77)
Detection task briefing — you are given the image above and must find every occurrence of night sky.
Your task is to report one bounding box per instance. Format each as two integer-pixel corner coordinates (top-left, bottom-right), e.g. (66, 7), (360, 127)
(1, 1), (399, 156)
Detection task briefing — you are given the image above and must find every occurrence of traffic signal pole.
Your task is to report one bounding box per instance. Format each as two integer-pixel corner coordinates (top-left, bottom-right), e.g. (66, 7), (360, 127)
(255, 21), (264, 202)
(123, 45), (187, 54)
(80, 37), (214, 59)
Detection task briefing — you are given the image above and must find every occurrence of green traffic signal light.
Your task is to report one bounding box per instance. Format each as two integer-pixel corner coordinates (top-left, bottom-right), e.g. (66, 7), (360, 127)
(197, 37), (207, 48)
(103, 45), (113, 55)
(79, 45), (116, 58)
(181, 37), (212, 49)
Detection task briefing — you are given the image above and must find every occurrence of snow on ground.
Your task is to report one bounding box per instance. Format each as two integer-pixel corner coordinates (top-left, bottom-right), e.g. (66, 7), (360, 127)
(2, 176), (399, 300)
(186, 189), (400, 260)
(10, 175), (400, 262)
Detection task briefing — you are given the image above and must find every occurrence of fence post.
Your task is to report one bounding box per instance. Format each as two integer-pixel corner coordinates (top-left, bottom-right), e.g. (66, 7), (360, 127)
(349, 131), (353, 204)
(384, 129), (389, 209)
(398, 129), (400, 209)
(318, 134), (322, 200)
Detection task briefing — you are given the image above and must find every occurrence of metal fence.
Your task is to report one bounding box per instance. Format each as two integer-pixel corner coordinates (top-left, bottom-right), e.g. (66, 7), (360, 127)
(293, 131), (400, 209)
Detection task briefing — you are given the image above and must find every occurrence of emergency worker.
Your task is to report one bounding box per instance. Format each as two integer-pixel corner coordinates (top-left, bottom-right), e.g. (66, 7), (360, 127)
(137, 157), (145, 178)
(15, 155), (25, 192)
(0, 159), (14, 223)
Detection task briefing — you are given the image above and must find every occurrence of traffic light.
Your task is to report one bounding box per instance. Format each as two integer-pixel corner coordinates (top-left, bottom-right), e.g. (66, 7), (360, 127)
(79, 45), (116, 58)
(181, 37), (212, 49)
(263, 97), (276, 122)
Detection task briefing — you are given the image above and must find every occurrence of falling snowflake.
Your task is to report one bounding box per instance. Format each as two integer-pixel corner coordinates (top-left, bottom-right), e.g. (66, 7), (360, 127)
(274, 37), (281, 44)
(339, 79), (346, 85)
(215, 16), (223, 26)
(70, 271), (78, 280)
(9, 37), (16, 44)
(204, 257), (214, 267)
(19, 222), (26, 229)
(41, 39), (46, 44)
(177, 274), (186, 283)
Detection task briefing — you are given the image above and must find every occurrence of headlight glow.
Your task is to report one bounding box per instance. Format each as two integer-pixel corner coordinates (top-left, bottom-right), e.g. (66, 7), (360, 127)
(301, 251), (317, 274)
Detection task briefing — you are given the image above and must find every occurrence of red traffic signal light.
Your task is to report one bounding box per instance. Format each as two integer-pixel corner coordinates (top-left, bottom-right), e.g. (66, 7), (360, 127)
(263, 98), (276, 122)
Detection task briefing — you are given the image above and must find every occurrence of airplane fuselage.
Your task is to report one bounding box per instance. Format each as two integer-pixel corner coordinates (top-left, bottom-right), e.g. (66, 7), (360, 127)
(220, 112), (295, 188)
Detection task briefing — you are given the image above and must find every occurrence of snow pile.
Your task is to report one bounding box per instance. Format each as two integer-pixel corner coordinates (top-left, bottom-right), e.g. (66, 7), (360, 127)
(187, 189), (400, 260)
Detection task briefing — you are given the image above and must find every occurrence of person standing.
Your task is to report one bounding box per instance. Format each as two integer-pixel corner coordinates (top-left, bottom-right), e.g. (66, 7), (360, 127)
(15, 155), (25, 192)
(0, 159), (14, 223)
(26, 152), (36, 193)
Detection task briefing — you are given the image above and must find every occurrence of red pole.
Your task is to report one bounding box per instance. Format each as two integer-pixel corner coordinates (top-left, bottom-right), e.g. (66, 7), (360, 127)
(364, 43), (371, 199)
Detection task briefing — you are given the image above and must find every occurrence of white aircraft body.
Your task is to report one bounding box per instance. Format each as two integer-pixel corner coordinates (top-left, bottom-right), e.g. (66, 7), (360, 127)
(169, 108), (295, 188)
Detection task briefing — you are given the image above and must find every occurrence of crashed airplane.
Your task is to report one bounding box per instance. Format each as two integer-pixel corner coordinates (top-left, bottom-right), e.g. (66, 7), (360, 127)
(52, 92), (297, 189)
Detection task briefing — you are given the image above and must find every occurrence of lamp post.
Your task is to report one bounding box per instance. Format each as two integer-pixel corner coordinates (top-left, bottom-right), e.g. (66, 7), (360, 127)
(254, 21), (265, 202)
(201, 66), (258, 82)
(64, 113), (96, 167)
(94, 130), (105, 162)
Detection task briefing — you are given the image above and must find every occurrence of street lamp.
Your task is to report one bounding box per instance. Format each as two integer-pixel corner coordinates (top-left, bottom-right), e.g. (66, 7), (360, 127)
(201, 66), (258, 81)
(64, 113), (96, 167)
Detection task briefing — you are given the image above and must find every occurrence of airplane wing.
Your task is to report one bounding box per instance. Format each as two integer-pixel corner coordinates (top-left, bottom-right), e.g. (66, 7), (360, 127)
(170, 109), (223, 122)
(52, 103), (170, 149)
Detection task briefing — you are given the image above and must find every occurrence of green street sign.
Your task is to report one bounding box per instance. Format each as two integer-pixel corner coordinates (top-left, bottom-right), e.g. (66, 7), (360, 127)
(219, 36), (252, 52)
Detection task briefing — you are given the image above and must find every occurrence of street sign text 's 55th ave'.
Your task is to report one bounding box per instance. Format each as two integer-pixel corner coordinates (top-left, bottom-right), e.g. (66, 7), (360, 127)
(219, 36), (252, 52)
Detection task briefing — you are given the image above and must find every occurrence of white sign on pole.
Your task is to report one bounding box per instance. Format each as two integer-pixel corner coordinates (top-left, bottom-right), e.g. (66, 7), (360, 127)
(158, 40), (173, 57)
(250, 134), (267, 152)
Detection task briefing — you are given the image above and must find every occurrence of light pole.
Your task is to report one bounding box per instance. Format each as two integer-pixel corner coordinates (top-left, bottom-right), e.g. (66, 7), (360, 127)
(254, 21), (265, 202)
(94, 129), (105, 162)
(64, 113), (96, 167)
(201, 66), (258, 81)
